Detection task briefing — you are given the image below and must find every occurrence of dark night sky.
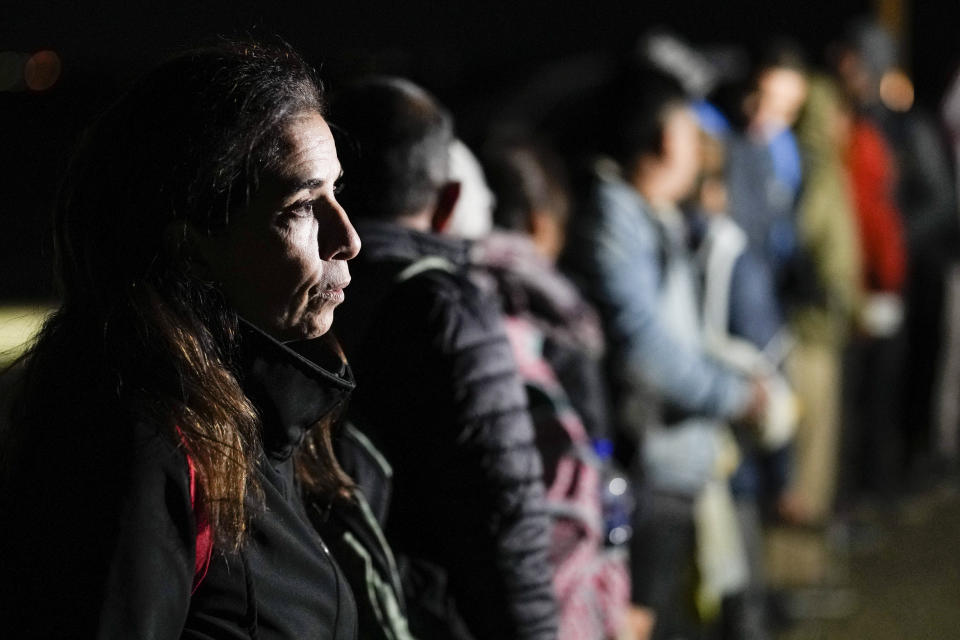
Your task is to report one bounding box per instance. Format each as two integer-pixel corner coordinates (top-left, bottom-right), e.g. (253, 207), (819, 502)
(2, 0), (957, 299)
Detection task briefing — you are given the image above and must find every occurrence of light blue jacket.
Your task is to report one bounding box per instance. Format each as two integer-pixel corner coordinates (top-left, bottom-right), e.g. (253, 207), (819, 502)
(564, 166), (752, 430)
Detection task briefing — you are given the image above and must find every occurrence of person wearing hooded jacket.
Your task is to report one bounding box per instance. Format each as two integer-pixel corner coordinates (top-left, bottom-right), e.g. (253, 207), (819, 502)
(330, 77), (558, 640)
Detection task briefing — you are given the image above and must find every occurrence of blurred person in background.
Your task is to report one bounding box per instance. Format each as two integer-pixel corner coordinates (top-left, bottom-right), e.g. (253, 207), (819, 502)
(474, 136), (637, 639)
(686, 103), (797, 640)
(0, 42), (368, 639)
(643, 35), (792, 635)
(935, 66), (960, 465)
(725, 39), (812, 319)
(736, 74), (865, 626)
(942, 67), (960, 208)
(835, 19), (958, 490)
(478, 137), (611, 445)
(444, 138), (497, 241)
(783, 74), (863, 530)
(331, 77), (558, 640)
(443, 134), (633, 638)
(562, 66), (768, 640)
(835, 41), (909, 514)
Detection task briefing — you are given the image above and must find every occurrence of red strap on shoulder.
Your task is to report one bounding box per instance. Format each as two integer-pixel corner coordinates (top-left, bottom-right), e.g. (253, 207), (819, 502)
(186, 451), (213, 592)
(176, 426), (213, 593)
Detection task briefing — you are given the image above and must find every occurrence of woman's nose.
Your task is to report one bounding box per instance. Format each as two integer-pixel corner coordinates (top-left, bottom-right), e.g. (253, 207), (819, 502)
(317, 202), (360, 260)
(319, 199), (361, 261)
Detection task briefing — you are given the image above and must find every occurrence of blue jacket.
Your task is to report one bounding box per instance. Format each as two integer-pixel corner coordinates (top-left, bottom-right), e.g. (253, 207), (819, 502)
(563, 166), (751, 438)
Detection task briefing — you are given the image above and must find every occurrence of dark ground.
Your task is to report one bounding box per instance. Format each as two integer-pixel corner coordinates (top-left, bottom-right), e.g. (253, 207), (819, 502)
(779, 485), (960, 640)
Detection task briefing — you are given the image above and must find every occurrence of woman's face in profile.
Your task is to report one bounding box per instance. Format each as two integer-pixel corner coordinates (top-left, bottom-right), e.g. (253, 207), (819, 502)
(198, 111), (361, 341)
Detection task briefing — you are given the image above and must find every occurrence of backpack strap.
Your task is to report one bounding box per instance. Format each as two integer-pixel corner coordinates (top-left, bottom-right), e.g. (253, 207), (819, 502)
(186, 452), (213, 593)
(394, 255), (457, 284)
(176, 426), (213, 593)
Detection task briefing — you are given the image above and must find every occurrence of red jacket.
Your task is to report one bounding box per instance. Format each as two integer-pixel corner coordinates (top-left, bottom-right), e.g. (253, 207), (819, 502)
(847, 119), (907, 292)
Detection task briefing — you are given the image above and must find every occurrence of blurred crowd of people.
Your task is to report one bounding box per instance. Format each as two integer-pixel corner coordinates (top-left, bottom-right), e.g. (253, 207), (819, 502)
(353, 16), (960, 640)
(4, 14), (960, 640)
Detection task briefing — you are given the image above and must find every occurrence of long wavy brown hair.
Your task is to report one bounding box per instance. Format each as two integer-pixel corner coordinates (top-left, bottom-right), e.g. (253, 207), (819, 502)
(3, 41), (348, 550)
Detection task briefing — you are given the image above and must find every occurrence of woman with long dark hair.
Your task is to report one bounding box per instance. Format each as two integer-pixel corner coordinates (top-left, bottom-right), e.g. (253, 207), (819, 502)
(0, 42), (365, 638)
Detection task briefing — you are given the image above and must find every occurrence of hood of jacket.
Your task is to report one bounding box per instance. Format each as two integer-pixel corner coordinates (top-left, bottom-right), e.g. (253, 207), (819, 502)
(352, 219), (472, 269)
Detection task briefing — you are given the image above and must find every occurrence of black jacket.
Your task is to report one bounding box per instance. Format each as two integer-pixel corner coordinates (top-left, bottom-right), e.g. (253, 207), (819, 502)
(333, 220), (558, 640)
(0, 321), (358, 639)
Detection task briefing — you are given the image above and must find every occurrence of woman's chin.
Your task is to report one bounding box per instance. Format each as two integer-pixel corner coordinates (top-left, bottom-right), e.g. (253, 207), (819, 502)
(282, 311), (334, 343)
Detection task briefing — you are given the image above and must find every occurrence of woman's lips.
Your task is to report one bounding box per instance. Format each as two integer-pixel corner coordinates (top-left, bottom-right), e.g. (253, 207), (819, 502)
(315, 279), (349, 303)
(318, 289), (344, 303)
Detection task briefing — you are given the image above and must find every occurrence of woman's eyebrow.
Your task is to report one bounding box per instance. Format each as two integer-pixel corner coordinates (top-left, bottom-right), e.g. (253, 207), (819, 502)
(288, 169), (344, 192)
(290, 178), (325, 191)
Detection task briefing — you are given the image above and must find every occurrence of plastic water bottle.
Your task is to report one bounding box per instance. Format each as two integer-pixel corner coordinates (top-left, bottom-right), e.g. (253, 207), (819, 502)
(593, 438), (634, 547)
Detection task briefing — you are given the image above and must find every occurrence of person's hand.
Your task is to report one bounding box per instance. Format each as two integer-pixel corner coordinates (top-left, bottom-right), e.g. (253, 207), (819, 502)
(738, 375), (769, 426)
(858, 292), (904, 337)
(619, 605), (656, 640)
(777, 488), (816, 526)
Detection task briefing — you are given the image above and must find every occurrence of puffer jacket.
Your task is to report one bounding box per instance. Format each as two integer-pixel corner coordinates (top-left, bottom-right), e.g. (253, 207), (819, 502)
(0, 320), (358, 639)
(333, 220), (558, 640)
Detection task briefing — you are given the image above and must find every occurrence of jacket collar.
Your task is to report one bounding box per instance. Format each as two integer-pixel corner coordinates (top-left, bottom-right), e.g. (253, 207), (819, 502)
(352, 219), (472, 268)
(237, 319), (355, 462)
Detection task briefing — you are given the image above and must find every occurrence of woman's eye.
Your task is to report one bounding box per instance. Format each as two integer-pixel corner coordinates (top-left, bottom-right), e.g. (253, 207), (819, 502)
(285, 200), (315, 217)
(334, 181), (345, 196)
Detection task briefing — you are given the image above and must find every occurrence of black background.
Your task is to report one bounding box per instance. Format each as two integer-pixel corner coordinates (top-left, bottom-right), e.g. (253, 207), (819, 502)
(3, 0), (957, 299)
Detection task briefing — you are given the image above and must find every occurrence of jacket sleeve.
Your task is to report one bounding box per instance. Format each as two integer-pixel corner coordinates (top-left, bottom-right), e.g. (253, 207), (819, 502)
(568, 182), (752, 420)
(728, 249), (783, 348)
(849, 122), (907, 293)
(796, 158), (863, 328)
(901, 113), (956, 237)
(425, 277), (558, 639)
(1, 414), (196, 639)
